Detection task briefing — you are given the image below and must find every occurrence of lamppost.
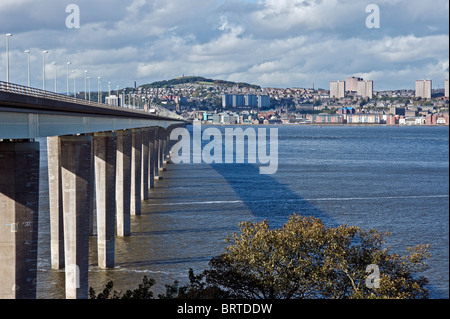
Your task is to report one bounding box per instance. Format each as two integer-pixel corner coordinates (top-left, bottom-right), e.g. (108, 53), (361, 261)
(98, 76), (101, 103)
(6, 33), (13, 83)
(72, 70), (76, 98)
(66, 62), (71, 96)
(52, 62), (57, 93)
(84, 70), (88, 99)
(42, 50), (48, 90)
(24, 50), (31, 87)
(87, 76), (91, 101)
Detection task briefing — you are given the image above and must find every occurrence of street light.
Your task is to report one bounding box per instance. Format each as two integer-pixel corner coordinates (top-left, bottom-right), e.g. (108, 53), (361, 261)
(72, 70), (76, 98)
(66, 62), (71, 96)
(24, 50), (31, 87)
(84, 70), (88, 100)
(6, 33), (13, 83)
(98, 76), (101, 103)
(87, 76), (91, 101)
(52, 62), (57, 93)
(42, 50), (48, 90)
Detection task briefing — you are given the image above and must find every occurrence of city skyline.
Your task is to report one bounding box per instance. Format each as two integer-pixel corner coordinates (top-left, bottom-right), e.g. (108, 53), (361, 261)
(0, 0), (449, 91)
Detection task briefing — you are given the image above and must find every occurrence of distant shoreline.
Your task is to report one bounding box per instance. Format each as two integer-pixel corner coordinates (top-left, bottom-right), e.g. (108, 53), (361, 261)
(192, 122), (449, 127)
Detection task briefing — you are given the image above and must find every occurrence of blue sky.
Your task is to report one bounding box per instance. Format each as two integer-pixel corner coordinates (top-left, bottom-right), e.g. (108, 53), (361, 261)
(0, 0), (448, 91)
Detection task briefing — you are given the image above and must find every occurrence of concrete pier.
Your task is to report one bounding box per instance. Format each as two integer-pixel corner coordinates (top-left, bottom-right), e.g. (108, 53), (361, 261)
(141, 128), (150, 200)
(0, 140), (40, 299)
(130, 129), (142, 215)
(116, 130), (132, 237)
(47, 136), (64, 270)
(60, 135), (92, 299)
(93, 132), (117, 269)
(149, 129), (155, 189)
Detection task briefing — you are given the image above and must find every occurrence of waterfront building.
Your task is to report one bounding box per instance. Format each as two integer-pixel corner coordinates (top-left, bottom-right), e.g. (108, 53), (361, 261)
(307, 114), (345, 124)
(415, 80), (432, 99)
(330, 81), (345, 99)
(347, 113), (382, 124)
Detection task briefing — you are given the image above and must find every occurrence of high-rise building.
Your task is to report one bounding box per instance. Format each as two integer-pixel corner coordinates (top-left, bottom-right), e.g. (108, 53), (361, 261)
(330, 81), (345, 99)
(345, 77), (363, 92)
(222, 94), (233, 108)
(258, 95), (270, 108)
(415, 80), (432, 99)
(445, 80), (449, 98)
(232, 95), (245, 107)
(357, 80), (373, 98)
(244, 95), (258, 107)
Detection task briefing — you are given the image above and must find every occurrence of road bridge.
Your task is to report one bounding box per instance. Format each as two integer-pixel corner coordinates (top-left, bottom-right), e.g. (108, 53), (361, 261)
(0, 81), (185, 299)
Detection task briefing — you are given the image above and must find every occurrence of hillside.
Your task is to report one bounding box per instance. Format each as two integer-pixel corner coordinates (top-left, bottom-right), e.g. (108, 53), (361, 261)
(140, 76), (261, 90)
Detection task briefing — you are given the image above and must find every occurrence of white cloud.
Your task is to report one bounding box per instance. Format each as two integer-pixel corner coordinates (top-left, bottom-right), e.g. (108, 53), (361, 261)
(0, 0), (448, 90)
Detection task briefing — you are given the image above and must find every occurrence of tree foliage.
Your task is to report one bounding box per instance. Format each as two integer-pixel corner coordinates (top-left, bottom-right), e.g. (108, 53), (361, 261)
(174, 214), (430, 299)
(90, 214), (431, 299)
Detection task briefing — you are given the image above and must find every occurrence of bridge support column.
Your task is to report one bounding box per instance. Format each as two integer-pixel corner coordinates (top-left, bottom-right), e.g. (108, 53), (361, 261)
(116, 130), (131, 237)
(60, 135), (92, 299)
(154, 128), (160, 180)
(0, 139), (40, 299)
(148, 129), (155, 189)
(93, 132), (117, 269)
(141, 128), (150, 200)
(131, 129), (142, 215)
(47, 136), (64, 270)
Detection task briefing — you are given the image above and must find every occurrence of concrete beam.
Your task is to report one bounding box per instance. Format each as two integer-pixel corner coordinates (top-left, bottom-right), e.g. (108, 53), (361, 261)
(0, 140), (40, 299)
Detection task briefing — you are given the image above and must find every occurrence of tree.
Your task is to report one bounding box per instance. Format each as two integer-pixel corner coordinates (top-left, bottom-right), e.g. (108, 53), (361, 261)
(91, 214), (431, 299)
(176, 214), (430, 299)
(89, 276), (155, 299)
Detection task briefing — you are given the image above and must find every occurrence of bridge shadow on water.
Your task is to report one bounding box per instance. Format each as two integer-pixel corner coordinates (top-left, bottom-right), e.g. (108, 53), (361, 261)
(210, 163), (338, 228)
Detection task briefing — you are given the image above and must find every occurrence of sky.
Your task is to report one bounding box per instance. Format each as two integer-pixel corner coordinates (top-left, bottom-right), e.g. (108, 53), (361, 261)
(0, 0), (448, 92)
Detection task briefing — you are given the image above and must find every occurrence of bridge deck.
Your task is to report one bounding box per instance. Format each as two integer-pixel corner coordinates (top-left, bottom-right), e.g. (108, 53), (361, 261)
(0, 81), (184, 139)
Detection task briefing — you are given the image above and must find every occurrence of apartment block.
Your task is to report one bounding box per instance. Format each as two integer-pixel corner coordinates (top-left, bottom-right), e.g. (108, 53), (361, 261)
(330, 81), (345, 99)
(345, 77), (363, 92)
(415, 80), (432, 99)
(357, 80), (373, 98)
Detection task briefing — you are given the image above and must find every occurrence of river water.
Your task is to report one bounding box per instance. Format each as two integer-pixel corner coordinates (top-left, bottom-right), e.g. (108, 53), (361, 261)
(36, 125), (449, 299)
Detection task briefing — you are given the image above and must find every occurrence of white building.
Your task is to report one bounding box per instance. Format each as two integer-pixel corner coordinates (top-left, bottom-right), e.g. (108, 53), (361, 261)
(415, 80), (432, 99)
(345, 77), (363, 92)
(330, 81), (345, 99)
(106, 95), (119, 106)
(357, 80), (373, 98)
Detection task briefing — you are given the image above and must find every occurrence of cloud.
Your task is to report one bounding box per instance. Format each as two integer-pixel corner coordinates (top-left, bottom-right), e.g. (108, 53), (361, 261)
(0, 0), (448, 91)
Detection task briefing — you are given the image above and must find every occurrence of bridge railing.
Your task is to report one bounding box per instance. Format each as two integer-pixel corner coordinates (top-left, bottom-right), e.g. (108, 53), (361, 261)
(0, 81), (183, 120)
